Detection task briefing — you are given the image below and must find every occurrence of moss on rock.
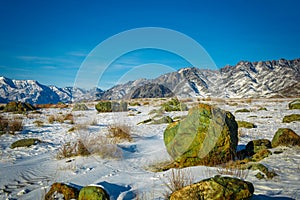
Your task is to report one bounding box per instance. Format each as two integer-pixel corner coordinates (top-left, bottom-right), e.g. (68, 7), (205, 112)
(271, 128), (300, 148)
(164, 103), (238, 167)
(45, 182), (79, 200)
(282, 114), (300, 123)
(10, 138), (41, 149)
(237, 121), (256, 128)
(170, 175), (254, 200)
(4, 101), (36, 113)
(288, 99), (300, 109)
(78, 186), (109, 200)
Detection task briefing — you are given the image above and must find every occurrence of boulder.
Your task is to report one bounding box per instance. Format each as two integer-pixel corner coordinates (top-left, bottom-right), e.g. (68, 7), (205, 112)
(4, 101), (36, 113)
(288, 99), (300, 109)
(246, 139), (272, 154)
(271, 128), (300, 148)
(45, 182), (79, 200)
(95, 101), (127, 112)
(72, 103), (89, 111)
(170, 175), (254, 200)
(164, 103), (238, 167)
(282, 114), (300, 123)
(11, 138), (41, 149)
(237, 121), (256, 128)
(78, 186), (109, 200)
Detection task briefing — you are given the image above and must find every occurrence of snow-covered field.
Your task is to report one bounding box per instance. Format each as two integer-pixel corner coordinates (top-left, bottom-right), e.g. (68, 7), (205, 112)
(0, 98), (299, 200)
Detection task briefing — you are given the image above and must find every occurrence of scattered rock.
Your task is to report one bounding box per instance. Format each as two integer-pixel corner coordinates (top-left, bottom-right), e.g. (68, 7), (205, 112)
(258, 107), (267, 111)
(10, 138), (41, 149)
(45, 182), (79, 200)
(288, 99), (300, 109)
(170, 175), (254, 200)
(235, 108), (250, 113)
(3, 101), (36, 113)
(246, 139), (272, 154)
(78, 186), (109, 200)
(250, 149), (272, 162)
(164, 103), (238, 167)
(282, 114), (300, 123)
(95, 101), (127, 112)
(237, 120), (256, 128)
(72, 103), (89, 111)
(271, 128), (300, 147)
(161, 98), (188, 112)
(248, 163), (278, 179)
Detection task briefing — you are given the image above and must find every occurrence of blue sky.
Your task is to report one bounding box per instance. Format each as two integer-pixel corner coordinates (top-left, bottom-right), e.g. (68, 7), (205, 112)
(0, 0), (299, 89)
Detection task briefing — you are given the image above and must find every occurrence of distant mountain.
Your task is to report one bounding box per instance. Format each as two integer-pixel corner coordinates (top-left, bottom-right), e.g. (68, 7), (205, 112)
(1, 58), (299, 104)
(100, 58), (300, 99)
(0, 77), (103, 104)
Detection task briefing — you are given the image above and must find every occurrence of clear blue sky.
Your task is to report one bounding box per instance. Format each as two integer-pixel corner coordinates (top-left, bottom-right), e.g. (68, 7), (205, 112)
(0, 0), (299, 89)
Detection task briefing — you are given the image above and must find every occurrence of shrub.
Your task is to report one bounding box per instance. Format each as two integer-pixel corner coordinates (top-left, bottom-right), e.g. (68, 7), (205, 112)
(11, 138), (41, 149)
(282, 114), (300, 123)
(56, 140), (90, 159)
(107, 124), (132, 142)
(0, 116), (23, 134)
(33, 120), (44, 127)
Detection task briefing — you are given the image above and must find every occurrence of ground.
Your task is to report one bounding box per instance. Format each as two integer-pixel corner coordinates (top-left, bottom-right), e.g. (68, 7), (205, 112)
(0, 98), (299, 199)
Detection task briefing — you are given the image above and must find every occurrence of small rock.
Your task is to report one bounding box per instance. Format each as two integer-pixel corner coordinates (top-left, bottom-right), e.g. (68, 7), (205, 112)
(271, 128), (300, 148)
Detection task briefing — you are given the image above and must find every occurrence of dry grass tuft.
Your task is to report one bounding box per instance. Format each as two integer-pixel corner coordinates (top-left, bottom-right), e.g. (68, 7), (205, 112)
(107, 124), (132, 142)
(216, 161), (249, 180)
(163, 168), (194, 198)
(0, 115), (23, 135)
(56, 139), (90, 159)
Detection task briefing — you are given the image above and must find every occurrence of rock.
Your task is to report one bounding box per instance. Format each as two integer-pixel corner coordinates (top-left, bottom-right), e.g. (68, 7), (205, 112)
(237, 121), (256, 128)
(248, 163), (278, 179)
(161, 98), (188, 112)
(72, 103), (89, 111)
(235, 108), (250, 113)
(95, 101), (127, 112)
(246, 139), (272, 154)
(170, 175), (254, 200)
(271, 128), (300, 148)
(255, 172), (265, 180)
(288, 99), (300, 109)
(78, 186), (109, 200)
(10, 138), (41, 149)
(152, 116), (174, 124)
(282, 114), (300, 123)
(3, 101), (36, 113)
(164, 103), (238, 167)
(250, 149), (272, 162)
(130, 83), (174, 99)
(45, 182), (79, 200)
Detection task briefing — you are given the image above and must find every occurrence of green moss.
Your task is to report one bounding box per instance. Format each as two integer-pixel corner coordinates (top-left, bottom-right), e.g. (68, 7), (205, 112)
(282, 114), (300, 123)
(258, 107), (268, 111)
(248, 163), (278, 179)
(11, 138), (41, 149)
(271, 128), (300, 147)
(3, 101), (36, 113)
(72, 103), (88, 111)
(95, 101), (127, 112)
(161, 98), (188, 112)
(78, 186), (109, 200)
(288, 99), (300, 109)
(237, 121), (256, 128)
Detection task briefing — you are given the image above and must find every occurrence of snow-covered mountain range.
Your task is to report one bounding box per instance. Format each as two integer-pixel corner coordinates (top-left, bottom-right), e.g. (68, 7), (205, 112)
(0, 58), (299, 104)
(0, 77), (103, 104)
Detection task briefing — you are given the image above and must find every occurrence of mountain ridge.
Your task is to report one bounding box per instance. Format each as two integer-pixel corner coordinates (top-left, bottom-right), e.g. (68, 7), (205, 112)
(0, 58), (299, 104)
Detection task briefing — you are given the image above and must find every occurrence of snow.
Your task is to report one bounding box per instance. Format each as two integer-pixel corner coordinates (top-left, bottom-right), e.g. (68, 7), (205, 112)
(0, 99), (300, 199)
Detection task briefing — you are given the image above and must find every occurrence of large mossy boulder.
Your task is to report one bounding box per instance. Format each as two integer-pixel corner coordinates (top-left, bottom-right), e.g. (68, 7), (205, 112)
(45, 182), (79, 200)
(288, 99), (300, 109)
(78, 186), (109, 200)
(271, 128), (300, 148)
(164, 103), (238, 167)
(170, 175), (254, 200)
(282, 114), (300, 123)
(246, 139), (272, 155)
(4, 101), (36, 113)
(95, 101), (127, 112)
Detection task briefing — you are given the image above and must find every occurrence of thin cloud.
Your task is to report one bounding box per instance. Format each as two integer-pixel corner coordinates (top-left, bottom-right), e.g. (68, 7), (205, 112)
(67, 51), (88, 57)
(16, 55), (77, 65)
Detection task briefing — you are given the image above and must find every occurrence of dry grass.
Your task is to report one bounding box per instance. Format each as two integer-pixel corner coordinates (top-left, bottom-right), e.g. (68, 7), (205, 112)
(33, 120), (44, 127)
(56, 140), (90, 159)
(163, 168), (194, 198)
(216, 161), (249, 180)
(0, 115), (23, 135)
(107, 124), (133, 142)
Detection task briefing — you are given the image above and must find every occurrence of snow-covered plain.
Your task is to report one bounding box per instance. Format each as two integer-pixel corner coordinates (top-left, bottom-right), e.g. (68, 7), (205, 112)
(0, 98), (299, 200)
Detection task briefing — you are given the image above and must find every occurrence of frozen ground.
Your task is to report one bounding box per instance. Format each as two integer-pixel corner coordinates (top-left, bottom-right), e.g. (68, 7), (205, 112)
(0, 98), (299, 199)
